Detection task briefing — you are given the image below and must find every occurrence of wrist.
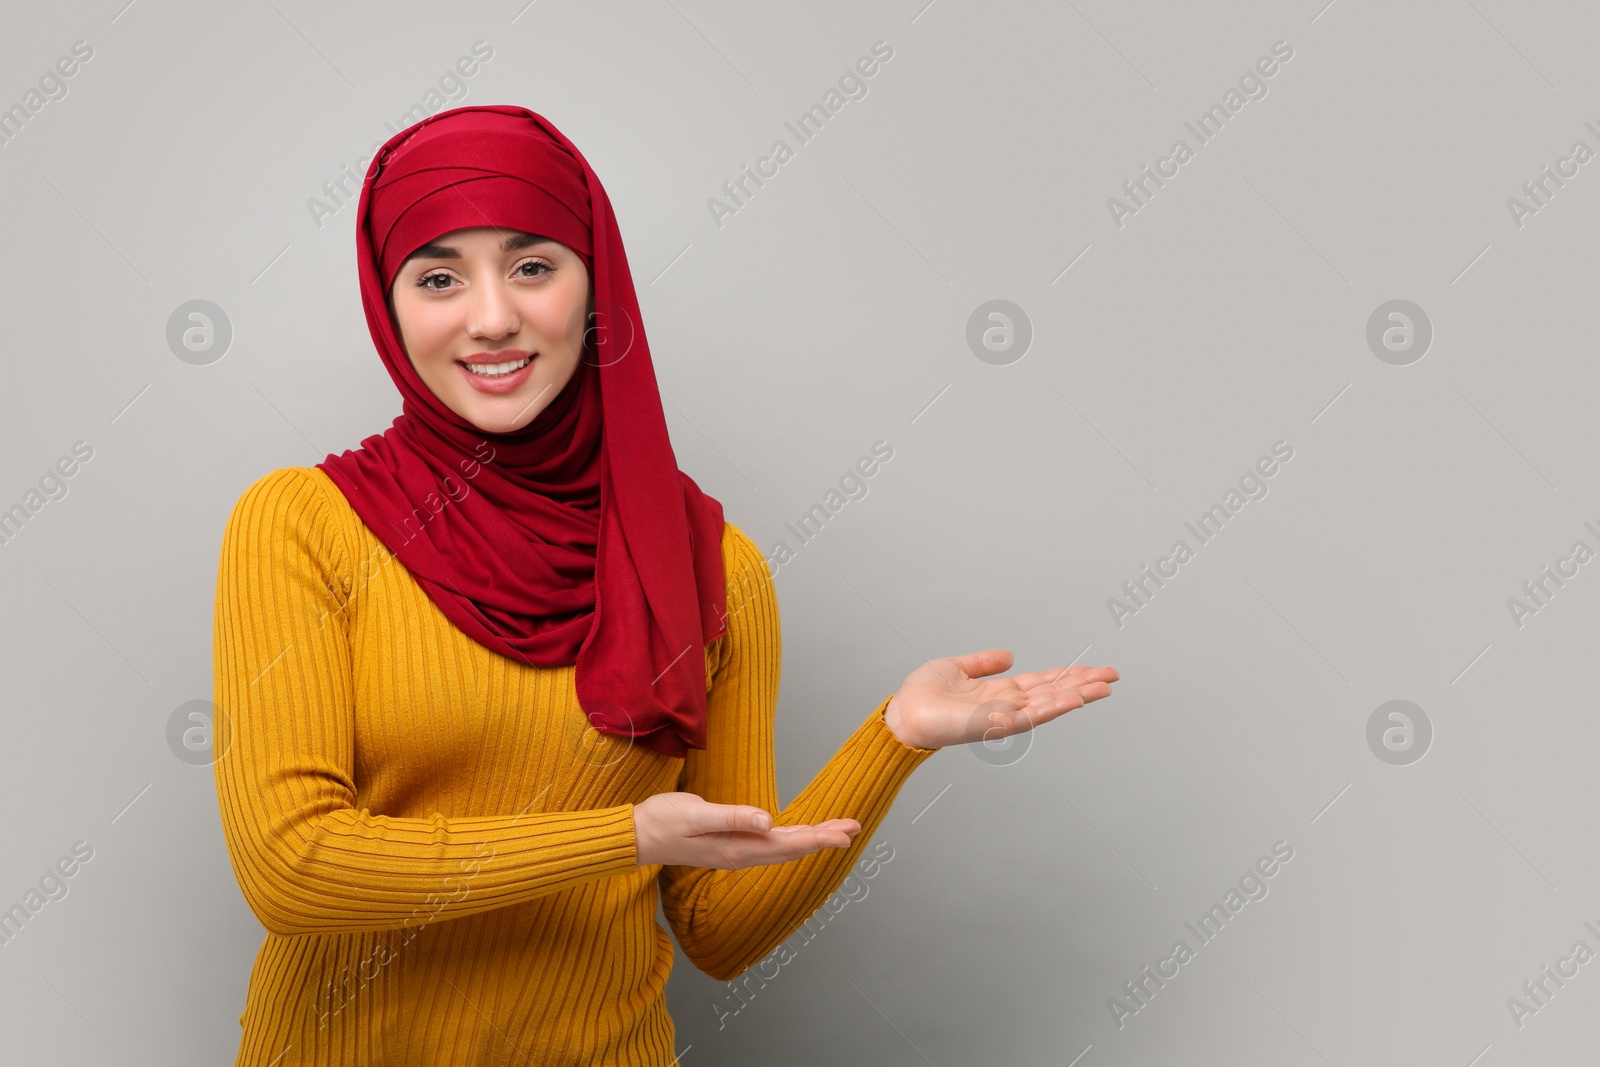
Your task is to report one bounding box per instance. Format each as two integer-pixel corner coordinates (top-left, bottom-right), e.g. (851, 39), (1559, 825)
(881, 693), (928, 751)
(631, 800), (654, 867)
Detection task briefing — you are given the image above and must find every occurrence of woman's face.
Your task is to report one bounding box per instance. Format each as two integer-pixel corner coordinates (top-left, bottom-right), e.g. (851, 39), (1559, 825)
(389, 226), (591, 435)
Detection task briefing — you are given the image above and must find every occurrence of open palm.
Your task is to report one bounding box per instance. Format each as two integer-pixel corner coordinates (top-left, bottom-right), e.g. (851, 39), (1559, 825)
(883, 648), (1118, 751)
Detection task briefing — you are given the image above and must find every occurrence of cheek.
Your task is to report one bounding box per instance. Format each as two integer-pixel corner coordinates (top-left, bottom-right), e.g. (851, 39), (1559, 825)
(393, 294), (459, 360)
(518, 288), (588, 353)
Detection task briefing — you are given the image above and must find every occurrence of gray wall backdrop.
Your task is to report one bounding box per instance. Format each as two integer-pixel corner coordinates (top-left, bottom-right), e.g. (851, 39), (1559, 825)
(2, 1), (1596, 1063)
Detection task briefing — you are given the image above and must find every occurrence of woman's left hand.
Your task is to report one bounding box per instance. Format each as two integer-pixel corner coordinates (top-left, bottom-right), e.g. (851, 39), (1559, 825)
(882, 649), (1118, 751)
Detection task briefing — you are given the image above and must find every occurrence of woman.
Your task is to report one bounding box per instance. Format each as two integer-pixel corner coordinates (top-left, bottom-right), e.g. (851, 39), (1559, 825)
(212, 104), (1117, 1066)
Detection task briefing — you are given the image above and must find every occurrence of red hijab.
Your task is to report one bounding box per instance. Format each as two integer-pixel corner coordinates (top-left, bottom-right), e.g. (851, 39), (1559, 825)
(316, 105), (728, 759)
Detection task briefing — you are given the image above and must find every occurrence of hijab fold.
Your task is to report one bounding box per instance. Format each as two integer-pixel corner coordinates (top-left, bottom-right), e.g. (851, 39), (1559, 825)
(316, 105), (727, 759)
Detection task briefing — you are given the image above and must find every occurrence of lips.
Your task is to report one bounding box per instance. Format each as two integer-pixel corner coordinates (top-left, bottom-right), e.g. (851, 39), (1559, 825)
(458, 350), (535, 366)
(456, 353), (536, 394)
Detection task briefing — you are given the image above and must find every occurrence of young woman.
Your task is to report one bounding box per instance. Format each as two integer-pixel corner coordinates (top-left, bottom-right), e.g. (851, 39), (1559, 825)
(212, 104), (1117, 1066)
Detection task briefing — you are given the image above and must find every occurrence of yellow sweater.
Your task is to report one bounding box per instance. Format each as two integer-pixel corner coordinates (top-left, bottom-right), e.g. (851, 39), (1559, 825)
(212, 466), (938, 1066)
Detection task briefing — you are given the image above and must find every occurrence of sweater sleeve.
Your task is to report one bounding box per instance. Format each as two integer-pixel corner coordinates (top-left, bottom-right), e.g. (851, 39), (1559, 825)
(212, 467), (639, 938)
(657, 522), (939, 981)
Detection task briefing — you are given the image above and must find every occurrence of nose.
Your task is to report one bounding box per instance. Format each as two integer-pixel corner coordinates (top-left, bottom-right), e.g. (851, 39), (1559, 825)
(466, 278), (520, 340)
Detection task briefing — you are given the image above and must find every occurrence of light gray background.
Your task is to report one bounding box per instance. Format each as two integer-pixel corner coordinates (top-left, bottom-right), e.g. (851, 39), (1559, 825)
(1, 1), (1595, 1064)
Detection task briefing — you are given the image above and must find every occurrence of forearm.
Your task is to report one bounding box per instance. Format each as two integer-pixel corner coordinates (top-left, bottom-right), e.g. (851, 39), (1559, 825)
(218, 795), (638, 937)
(664, 695), (935, 979)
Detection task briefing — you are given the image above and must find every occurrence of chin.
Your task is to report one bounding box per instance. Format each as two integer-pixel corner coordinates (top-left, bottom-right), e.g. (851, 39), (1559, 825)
(456, 396), (536, 435)
(462, 409), (522, 435)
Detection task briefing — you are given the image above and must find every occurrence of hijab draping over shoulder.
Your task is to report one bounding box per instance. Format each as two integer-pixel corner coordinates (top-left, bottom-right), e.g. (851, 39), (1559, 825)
(316, 105), (728, 759)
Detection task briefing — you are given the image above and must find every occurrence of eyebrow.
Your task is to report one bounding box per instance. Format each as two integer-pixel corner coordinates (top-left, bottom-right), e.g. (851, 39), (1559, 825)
(404, 232), (553, 262)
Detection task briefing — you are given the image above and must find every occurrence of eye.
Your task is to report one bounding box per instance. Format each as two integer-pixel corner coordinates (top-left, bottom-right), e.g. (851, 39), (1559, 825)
(417, 270), (456, 291)
(513, 258), (554, 279)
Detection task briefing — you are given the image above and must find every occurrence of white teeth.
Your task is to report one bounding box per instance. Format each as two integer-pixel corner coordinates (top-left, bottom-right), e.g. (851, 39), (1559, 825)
(462, 357), (530, 377)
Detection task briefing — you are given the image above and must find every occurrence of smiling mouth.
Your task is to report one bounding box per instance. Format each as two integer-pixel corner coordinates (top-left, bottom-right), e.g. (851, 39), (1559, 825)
(458, 356), (533, 377)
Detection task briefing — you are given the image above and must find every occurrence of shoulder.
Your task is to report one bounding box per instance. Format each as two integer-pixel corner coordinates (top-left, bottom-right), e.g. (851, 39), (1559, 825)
(220, 467), (353, 589)
(225, 466), (341, 530)
(709, 520), (779, 684)
(719, 520), (764, 569)
(717, 520), (774, 609)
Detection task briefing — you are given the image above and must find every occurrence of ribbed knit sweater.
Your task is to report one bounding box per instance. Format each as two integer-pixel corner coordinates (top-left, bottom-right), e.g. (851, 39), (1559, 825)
(212, 466), (939, 1066)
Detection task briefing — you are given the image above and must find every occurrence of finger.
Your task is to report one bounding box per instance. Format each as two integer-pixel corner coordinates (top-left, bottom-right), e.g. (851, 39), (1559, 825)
(1037, 690), (1089, 720)
(1046, 679), (1114, 704)
(1014, 665), (1116, 691)
(1058, 665), (1117, 685)
(985, 679), (1117, 739)
(740, 808), (774, 832)
(1007, 666), (1088, 691)
(1075, 681), (1115, 704)
(947, 648), (1013, 680)
(692, 801), (772, 834)
(761, 826), (857, 858)
(1023, 673), (1116, 706)
(770, 819), (860, 835)
(992, 687), (1082, 727)
(1027, 680), (1116, 718)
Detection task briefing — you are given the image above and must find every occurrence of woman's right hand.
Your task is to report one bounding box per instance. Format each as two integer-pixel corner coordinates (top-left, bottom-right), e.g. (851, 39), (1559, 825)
(632, 792), (860, 869)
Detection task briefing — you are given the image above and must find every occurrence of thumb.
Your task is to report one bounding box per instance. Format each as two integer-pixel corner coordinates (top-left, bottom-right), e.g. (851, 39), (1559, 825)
(722, 805), (771, 832)
(949, 648), (1013, 679)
